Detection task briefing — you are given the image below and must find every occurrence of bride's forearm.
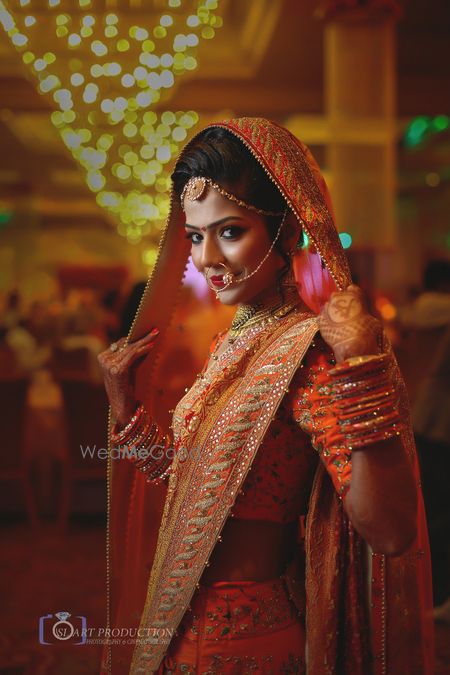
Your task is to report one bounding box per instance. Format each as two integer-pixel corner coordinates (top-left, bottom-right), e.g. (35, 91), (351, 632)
(344, 436), (417, 556)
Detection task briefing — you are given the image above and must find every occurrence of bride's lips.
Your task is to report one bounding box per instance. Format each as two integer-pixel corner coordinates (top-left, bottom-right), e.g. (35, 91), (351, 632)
(210, 275), (225, 288)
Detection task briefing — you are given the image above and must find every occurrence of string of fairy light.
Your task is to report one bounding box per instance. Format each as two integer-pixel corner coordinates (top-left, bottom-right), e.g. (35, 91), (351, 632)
(0, 0), (222, 264)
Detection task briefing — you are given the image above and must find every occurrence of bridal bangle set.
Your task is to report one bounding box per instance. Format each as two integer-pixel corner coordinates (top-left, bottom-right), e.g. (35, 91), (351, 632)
(110, 403), (173, 482)
(326, 354), (403, 450)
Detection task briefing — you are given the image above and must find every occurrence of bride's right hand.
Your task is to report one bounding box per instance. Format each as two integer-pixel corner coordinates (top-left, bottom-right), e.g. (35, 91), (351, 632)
(97, 328), (159, 428)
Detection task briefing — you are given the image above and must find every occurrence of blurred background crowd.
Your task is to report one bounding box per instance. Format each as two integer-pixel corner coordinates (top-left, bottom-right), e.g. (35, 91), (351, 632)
(0, 0), (449, 673)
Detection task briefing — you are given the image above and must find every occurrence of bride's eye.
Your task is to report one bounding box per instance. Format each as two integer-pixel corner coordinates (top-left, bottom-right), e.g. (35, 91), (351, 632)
(221, 226), (244, 239)
(185, 232), (203, 245)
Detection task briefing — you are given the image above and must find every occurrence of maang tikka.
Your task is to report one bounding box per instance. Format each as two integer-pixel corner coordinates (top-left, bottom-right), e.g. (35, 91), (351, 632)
(181, 176), (284, 217)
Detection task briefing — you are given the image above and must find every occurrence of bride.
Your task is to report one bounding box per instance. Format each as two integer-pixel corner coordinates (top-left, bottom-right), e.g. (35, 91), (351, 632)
(99, 118), (433, 674)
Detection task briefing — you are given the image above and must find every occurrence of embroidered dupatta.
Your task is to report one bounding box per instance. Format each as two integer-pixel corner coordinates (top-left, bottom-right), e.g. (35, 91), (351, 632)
(103, 118), (434, 674)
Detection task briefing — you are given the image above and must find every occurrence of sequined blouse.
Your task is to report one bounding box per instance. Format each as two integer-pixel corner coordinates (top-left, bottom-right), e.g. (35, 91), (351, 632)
(230, 334), (352, 523)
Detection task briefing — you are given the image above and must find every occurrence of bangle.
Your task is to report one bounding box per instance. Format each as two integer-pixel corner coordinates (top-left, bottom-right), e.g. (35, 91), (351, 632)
(326, 353), (403, 450)
(110, 404), (175, 479)
(133, 429), (167, 469)
(111, 403), (146, 445)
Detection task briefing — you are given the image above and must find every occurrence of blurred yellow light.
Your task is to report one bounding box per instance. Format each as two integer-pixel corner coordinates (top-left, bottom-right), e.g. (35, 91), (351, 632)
(62, 110), (76, 123)
(22, 50), (34, 64)
(3, 0), (223, 243)
(115, 96), (128, 111)
(186, 33), (199, 47)
(117, 165), (131, 180)
(202, 26), (215, 39)
(160, 70), (174, 87)
(11, 33), (27, 46)
(97, 134), (114, 151)
(39, 74), (59, 92)
(187, 15), (200, 27)
(135, 27), (149, 41)
(110, 109), (124, 123)
(34, 58), (47, 71)
(123, 122), (138, 137)
(161, 111), (175, 125)
(90, 64), (104, 78)
(71, 72), (84, 86)
(100, 99), (113, 113)
(133, 65), (147, 80)
(87, 171), (106, 192)
(160, 53), (173, 67)
(105, 62), (121, 76)
(79, 128), (91, 142)
(82, 15), (95, 27)
(105, 26), (118, 38)
(140, 145), (154, 160)
(83, 83), (99, 103)
(91, 40), (107, 57)
(184, 56), (197, 70)
(56, 14), (69, 26)
(136, 91), (152, 107)
(121, 74), (135, 88)
(172, 126), (187, 142)
(153, 26), (166, 39)
(143, 249), (157, 267)
(160, 15), (173, 27)
(68, 33), (81, 47)
(117, 39), (130, 52)
(173, 34), (187, 51)
(124, 151), (138, 166)
(80, 26), (93, 38)
(156, 146), (171, 162)
(143, 111), (157, 125)
(142, 39), (155, 53)
(51, 110), (63, 126)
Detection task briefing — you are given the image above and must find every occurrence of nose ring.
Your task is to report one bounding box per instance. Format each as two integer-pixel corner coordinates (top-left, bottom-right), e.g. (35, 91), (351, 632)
(204, 263), (233, 291)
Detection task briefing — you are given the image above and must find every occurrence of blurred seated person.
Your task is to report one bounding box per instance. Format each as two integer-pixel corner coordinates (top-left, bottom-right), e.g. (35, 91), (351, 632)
(399, 259), (450, 330)
(59, 314), (105, 383)
(5, 318), (50, 375)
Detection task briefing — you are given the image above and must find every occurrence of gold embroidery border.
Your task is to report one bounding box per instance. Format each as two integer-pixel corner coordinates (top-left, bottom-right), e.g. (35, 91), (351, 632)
(131, 315), (319, 672)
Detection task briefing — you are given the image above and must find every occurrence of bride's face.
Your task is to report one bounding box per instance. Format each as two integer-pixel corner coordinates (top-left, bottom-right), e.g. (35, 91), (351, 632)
(183, 186), (287, 306)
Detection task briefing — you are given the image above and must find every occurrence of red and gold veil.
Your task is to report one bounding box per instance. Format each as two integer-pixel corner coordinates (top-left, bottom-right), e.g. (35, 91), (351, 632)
(102, 118), (434, 674)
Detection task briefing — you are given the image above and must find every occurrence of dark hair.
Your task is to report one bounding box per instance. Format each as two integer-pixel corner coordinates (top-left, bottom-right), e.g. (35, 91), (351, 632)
(171, 127), (293, 264)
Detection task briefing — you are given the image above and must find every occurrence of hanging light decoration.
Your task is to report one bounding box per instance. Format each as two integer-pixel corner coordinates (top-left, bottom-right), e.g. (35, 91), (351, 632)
(0, 0), (222, 244)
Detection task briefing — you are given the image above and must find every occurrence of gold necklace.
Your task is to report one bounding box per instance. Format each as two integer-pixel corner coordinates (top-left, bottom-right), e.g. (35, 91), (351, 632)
(229, 281), (300, 340)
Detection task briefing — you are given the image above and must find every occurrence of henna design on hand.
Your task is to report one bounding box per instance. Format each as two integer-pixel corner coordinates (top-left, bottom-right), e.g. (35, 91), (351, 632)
(318, 285), (382, 363)
(97, 329), (159, 426)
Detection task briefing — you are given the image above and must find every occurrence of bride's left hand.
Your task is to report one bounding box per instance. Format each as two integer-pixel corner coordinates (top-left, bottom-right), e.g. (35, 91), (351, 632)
(318, 284), (382, 363)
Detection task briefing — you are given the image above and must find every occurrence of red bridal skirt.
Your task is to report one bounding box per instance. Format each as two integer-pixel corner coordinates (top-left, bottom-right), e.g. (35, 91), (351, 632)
(157, 575), (305, 674)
